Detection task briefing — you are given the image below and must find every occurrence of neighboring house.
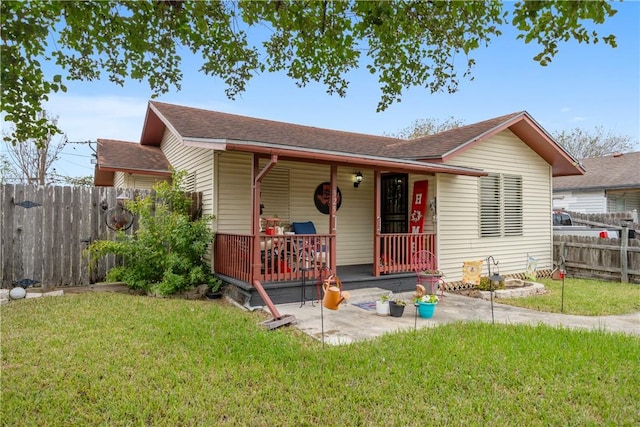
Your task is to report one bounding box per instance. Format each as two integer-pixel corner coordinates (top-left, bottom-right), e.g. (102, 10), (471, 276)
(95, 101), (583, 302)
(553, 152), (640, 214)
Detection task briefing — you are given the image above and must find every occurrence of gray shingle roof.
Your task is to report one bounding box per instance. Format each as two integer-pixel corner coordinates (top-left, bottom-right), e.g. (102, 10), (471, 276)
(383, 112), (525, 159)
(96, 139), (171, 174)
(553, 152), (640, 190)
(147, 101), (400, 157)
(132, 101), (583, 177)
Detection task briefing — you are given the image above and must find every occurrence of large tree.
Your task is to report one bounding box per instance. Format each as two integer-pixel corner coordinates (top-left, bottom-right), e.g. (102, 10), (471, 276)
(552, 126), (637, 159)
(1, 1), (618, 146)
(2, 110), (66, 185)
(385, 116), (465, 139)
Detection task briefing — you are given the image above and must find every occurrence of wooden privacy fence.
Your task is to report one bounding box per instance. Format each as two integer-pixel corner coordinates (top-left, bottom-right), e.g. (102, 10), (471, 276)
(0, 184), (154, 289)
(553, 232), (640, 284)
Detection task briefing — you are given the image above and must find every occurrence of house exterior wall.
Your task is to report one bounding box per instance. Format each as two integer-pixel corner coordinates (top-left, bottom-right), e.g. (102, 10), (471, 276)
(606, 189), (640, 213)
(216, 152), (378, 265)
(437, 129), (553, 281)
(112, 172), (166, 190)
(160, 131), (215, 223)
(553, 189), (606, 213)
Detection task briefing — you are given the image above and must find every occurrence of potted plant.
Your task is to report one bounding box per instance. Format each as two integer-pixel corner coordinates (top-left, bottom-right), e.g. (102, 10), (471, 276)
(389, 297), (406, 317)
(375, 293), (390, 316)
(414, 284), (439, 318)
(415, 294), (439, 318)
(418, 268), (442, 277)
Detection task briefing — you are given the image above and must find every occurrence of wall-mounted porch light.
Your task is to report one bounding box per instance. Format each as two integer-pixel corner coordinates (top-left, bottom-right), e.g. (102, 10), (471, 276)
(354, 171), (363, 188)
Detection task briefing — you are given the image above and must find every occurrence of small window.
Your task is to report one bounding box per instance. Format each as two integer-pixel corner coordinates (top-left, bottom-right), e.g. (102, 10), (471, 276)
(183, 172), (196, 192)
(479, 174), (501, 237)
(503, 175), (523, 236)
(479, 174), (523, 237)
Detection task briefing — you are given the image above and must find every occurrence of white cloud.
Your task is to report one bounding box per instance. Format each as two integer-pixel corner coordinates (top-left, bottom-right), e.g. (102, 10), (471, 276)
(569, 116), (586, 123)
(560, 107), (570, 113)
(45, 94), (148, 142)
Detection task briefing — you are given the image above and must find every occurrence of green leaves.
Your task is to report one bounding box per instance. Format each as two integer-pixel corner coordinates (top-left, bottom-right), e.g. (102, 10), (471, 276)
(85, 170), (216, 295)
(2, 1), (619, 144)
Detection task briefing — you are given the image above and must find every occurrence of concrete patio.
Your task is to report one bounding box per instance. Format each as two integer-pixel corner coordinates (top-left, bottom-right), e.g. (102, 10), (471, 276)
(270, 287), (640, 345)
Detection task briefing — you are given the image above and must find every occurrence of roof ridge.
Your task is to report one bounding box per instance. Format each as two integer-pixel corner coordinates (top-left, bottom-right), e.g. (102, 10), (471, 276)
(150, 100), (401, 142)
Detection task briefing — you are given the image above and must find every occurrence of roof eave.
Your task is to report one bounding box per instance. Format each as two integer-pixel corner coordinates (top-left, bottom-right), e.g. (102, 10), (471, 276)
(554, 184), (640, 192)
(222, 139), (487, 177)
(96, 165), (172, 177)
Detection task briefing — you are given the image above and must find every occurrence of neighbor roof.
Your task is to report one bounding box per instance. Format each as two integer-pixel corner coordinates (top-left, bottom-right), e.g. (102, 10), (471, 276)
(134, 101), (583, 177)
(553, 152), (640, 191)
(94, 139), (172, 186)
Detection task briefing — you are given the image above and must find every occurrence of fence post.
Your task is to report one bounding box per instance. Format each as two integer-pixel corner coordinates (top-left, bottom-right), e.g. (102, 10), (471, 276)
(620, 225), (629, 283)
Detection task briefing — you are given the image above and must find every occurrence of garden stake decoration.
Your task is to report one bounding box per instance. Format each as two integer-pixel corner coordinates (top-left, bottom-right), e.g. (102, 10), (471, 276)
(558, 255), (566, 313)
(486, 256), (503, 325)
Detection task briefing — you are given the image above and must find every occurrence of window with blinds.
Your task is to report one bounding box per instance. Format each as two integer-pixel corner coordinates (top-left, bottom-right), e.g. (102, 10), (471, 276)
(479, 173), (523, 237)
(183, 172), (196, 192)
(503, 174), (523, 236)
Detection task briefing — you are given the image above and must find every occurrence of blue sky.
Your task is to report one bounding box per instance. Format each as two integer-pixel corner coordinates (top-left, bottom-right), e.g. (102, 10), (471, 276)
(6, 1), (640, 179)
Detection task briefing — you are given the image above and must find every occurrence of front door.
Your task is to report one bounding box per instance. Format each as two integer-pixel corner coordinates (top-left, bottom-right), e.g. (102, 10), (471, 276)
(380, 173), (408, 233)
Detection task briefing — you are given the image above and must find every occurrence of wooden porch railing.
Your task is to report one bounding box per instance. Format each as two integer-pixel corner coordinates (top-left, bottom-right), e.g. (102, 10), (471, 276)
(214, 233), (333, 284)
(215, 232), (435, 283)
(377, 233), (436, 275)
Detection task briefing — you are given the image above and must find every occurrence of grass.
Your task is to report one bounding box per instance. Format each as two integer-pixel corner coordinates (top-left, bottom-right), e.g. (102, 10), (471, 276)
(496, 278), (640, 316)
(2, 292), (639, 426)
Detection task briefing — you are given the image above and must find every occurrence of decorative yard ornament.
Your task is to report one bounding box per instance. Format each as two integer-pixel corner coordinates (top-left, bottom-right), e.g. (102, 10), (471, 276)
(9, 287), (27, 300)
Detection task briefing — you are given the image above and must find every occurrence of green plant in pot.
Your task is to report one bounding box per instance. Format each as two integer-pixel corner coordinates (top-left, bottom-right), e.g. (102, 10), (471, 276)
(414, 284), (439, 319)
(376, 293), (390, 316)
(389, 297), (406, 317)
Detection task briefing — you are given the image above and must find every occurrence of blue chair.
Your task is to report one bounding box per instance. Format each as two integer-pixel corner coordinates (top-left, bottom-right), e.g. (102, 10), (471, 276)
(291, 221), (328, 271)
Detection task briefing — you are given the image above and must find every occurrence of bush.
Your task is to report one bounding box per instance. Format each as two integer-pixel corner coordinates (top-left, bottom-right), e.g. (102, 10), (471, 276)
(86, 171), (219, 296)
(476, 276), (505, 291)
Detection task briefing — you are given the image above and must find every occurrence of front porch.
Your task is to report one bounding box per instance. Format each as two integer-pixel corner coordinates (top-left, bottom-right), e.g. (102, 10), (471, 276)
(214, 232), (436, 306)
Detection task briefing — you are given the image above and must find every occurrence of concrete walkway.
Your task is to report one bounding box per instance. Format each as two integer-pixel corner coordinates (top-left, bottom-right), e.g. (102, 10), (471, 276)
(271, 287), (640, 345)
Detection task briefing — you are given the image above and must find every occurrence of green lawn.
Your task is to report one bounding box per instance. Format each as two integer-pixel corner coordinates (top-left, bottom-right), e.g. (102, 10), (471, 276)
(496, 278), (640, 316)
(2, 292), (639, 426)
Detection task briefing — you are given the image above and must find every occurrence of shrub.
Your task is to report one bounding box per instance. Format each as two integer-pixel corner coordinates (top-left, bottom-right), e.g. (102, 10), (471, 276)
(86, 171), (219, 296)
(476, 276), (505, 291)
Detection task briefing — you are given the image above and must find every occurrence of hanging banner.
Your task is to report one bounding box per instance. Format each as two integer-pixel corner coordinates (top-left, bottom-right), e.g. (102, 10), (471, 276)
(410, 180), (429, 234)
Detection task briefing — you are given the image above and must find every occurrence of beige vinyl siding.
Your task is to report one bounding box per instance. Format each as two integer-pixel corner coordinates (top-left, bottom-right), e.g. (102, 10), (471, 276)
(216, 152), (253, 233)
(260, 165), (291, 225)
(160, 132), (215, 222)
(607, 189), (640, 213)
(437, 129), (552, 281)
(553, 189), (606, 213)
(113, 171), (166, 189)
(132, 175), (167, 189)
(216, 153), (375, 265)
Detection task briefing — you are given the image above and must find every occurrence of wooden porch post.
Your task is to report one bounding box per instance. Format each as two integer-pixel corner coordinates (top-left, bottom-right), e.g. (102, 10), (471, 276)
(373, 170), (381, 277)
(329, 165), (338, 273)
(251, 154), (279, 284)
(251, 155), (262, 283)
